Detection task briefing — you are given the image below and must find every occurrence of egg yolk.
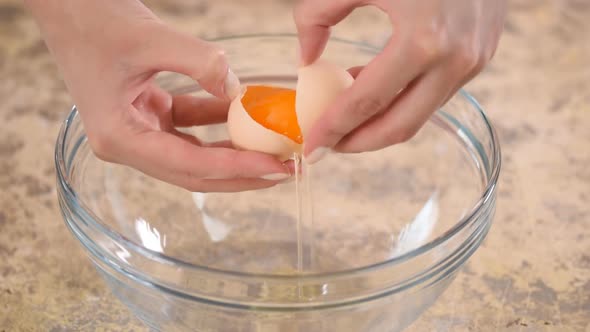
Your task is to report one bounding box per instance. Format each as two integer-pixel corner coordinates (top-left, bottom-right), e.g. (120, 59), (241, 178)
(240, 85), (303, 144)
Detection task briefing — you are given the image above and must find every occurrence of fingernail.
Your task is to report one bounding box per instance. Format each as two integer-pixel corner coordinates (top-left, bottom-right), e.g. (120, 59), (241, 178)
(224, 68), (241, 100)
(260, 173), (291, 181)
(305, 147), (330, 164)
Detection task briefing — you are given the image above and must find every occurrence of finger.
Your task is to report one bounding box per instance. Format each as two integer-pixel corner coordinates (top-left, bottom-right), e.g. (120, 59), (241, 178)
(294, 0), (358, 65)
(440, 74), (471, 107)
(165, 133), (297, 177)
(193, 138), (297, 176)
(203, 141), (297, 176)
(441, 47), (491, 106)
(172, 94), (230, 127)
(114, 127), (291, 192)
(303, 37), (436, 157)
(171, 178), (282, 193)
(136, 24), (240, 100)
(335, 67), (453, 152)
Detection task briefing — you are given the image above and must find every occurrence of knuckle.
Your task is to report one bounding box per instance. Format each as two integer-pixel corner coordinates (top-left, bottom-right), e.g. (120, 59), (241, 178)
(209, 45), (227, 64)
(232, 167), (247, 180)
(349, 96), (388, 121)
(88, 133), (116, 162)
(202, 45), (227, 73)
(181, 165), (199, 179)
(452, 43), (484, 74)
(199, 45), (228, 88)
(225, 151), (247, 178)
(407, 24), (450, 64)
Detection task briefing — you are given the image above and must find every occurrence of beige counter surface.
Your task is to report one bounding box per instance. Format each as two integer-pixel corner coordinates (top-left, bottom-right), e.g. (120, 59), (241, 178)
(0, 0), (589, 331)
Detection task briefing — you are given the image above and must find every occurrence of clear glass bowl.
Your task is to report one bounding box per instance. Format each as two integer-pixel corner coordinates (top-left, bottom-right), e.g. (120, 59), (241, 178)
(56, 35), (500, 332)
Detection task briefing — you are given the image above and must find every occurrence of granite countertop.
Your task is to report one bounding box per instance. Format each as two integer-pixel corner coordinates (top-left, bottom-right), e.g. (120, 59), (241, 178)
(0, 0), (588, 331)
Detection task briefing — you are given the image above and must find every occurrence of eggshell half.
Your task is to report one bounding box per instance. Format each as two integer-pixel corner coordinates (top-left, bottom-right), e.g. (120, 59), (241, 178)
(295, 59), (354, 138)
(227, 90), (301, 161)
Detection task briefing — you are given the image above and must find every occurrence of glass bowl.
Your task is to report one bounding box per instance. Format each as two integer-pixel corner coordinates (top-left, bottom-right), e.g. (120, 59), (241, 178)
(56, 35), (500, 332)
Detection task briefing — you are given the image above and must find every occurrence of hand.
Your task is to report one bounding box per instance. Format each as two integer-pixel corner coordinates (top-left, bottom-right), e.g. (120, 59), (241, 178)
(25, 0), (292, 192)
(295, 0), (507, 161)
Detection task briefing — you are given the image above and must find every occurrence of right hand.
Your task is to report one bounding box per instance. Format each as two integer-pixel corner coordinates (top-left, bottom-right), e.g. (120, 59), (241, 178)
(295, 0), (506, 161)
(25, 0), (292, 192)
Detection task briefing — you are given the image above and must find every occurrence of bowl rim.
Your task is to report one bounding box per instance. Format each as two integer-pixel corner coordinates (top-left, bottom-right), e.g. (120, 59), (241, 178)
(55, 33), (501, 281)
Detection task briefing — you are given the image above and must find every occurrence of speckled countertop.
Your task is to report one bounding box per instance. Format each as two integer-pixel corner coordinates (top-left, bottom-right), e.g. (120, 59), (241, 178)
(0, 0), (588, 331)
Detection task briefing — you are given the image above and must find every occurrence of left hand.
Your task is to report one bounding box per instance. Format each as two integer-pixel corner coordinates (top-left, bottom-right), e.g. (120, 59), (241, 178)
(25, 0), (294, 192)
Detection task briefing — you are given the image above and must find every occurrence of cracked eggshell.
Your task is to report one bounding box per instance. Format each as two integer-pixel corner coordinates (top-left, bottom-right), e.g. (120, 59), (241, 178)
(227, 90), (300, 161)
(295, 59), (354, 138)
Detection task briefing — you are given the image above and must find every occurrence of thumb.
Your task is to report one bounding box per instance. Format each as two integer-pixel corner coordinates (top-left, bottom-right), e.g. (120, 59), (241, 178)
(138, 24), (241, 100)
(293, 0), (357, 65)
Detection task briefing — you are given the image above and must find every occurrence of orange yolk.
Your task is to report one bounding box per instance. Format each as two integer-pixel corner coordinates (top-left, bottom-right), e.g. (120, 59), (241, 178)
(240, 85), (303, 144)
